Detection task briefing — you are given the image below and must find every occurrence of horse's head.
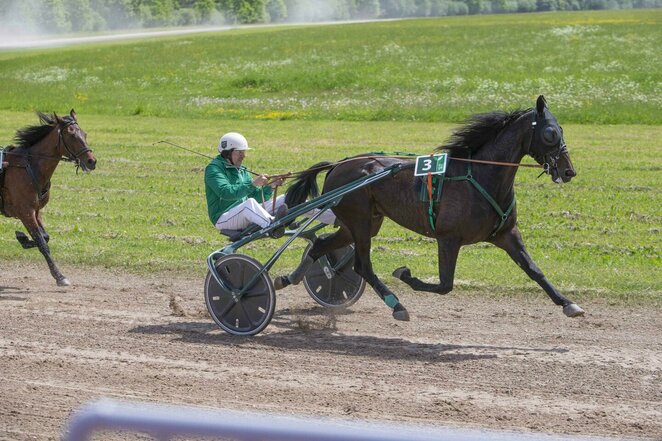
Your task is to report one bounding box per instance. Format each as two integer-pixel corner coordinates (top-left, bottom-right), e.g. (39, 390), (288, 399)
(528, 96), (575, 183)
(55, 109), (97, 172)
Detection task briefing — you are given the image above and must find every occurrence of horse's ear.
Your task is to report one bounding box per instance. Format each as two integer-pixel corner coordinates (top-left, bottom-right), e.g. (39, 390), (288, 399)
(536, 95), (547, 114)
(70, 109), (77, 120)
(53, 112), (62, 123)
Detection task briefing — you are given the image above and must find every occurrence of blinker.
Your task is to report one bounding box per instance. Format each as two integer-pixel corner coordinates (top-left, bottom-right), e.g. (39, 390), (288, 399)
(542, 126), (560, 146)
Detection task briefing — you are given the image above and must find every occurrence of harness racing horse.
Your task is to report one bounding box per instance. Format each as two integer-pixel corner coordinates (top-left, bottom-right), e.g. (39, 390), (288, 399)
(277, 95), (584, 320)
(1, 110), (96, 286)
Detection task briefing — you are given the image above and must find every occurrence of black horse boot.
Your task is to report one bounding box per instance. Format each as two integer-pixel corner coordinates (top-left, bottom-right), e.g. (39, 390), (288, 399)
(268, 204), (289, 239)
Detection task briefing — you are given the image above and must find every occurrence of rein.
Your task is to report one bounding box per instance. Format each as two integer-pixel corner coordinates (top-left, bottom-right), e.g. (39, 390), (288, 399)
(265, 153), (544, 184)
(157, 140), (544, 186)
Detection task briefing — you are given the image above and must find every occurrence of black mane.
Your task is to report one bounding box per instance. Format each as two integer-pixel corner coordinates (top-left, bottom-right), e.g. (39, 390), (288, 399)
(437, 108), (531, 155)
(14, 112), (73, 149)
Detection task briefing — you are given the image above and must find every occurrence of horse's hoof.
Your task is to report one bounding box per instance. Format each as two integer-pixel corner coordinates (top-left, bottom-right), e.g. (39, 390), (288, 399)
(563, 303), (585, 317)
(273, 276), (290, 291)
(392, 306), (410, 322)
(15, 231), (35, 249)
(56, 278), (71, 287)
(392, 266), (410, 280)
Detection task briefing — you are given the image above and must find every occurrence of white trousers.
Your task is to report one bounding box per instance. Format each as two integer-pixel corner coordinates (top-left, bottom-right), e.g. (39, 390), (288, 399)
(215, 195), (336, 231)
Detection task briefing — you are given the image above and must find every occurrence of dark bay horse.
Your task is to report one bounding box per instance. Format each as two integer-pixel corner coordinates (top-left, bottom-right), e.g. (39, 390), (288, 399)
(277, 96), (584, 320)
(1, 110), (96, 286)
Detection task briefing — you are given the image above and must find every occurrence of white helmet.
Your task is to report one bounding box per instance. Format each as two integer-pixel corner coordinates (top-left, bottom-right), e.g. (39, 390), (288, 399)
(218, 132), (250, 153)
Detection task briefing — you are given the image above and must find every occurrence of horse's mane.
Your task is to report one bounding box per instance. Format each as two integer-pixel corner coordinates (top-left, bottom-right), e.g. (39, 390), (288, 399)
(14, 112), (73, 149)
(437, 108), (531, 155)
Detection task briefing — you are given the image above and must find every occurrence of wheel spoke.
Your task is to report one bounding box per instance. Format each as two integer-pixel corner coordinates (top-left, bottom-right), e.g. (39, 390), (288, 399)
(217, 299), (237, 318)
(336, 271), (360, 291)
(237, 300), (262, 327)
(306, 272), (326, 286)
(242, 290), (267, 299)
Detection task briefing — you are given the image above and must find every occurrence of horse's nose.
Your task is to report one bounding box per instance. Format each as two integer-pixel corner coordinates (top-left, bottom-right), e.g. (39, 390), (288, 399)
(86, 157), (97, 170)
(565, 168), (576, 178)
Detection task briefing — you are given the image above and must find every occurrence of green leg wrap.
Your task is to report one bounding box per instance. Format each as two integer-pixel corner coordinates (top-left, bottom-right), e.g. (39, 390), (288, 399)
(384, 294), (398, 308)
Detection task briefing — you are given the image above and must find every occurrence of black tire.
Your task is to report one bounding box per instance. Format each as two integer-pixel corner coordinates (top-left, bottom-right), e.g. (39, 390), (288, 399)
(204, 254), (275, 336)
(303, 236), (365, 309)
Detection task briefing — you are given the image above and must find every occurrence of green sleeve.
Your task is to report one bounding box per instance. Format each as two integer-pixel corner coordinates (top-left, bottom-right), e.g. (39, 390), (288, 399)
(205, 164), (254, 201)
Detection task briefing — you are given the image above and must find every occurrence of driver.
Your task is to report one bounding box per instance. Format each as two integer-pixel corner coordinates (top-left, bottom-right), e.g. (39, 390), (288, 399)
(205, 132), (288, 237)
(205, 132), (338, 238)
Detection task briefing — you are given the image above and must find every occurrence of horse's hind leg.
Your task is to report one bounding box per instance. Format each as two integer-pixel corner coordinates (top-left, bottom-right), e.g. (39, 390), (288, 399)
(491, 227), (584, 317)
(274, 227), (353, 290)
(349, 216), (410, 321)
(21, 216), (70, 286)
(354, 227), (409, 321)
(393, 237), (461, 295)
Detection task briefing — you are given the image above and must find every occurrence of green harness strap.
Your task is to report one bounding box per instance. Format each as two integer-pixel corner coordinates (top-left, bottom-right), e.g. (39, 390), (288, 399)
(425, 174), (443, 230)
(442, 158), (516, 236)
(364, 151), (514, 236)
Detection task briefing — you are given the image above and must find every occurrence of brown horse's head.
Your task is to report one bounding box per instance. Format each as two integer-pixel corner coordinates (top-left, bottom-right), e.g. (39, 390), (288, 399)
(55, 109), (97, 172)
(529, 95), (576, 183)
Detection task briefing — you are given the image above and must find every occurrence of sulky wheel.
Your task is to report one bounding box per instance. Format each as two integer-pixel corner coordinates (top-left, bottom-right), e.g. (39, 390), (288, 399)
(204, 254), (275, 336)
(303, 235), (366, 309)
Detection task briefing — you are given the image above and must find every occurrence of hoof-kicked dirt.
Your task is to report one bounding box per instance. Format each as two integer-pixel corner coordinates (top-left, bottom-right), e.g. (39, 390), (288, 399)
(1, 262), (660, 440)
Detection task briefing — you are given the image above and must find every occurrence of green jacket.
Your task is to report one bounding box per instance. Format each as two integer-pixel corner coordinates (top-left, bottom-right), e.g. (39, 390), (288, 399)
(204, 155), (273, 225)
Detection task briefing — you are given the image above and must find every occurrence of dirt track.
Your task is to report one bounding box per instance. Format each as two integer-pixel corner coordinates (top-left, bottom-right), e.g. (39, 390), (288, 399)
(1, 262), (660, 440)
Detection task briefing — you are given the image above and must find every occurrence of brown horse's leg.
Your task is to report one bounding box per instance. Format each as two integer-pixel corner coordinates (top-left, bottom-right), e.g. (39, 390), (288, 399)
(393, 238), (461, 294)
(16, 213), (50, 248)
(36, 212), (50, 243)
(21, 215), (70, 286)
(491, 227), (584, 317)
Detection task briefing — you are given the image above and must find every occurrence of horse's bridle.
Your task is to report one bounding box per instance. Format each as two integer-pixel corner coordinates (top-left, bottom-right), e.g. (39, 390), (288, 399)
(528, 109), (567, 177)
(57, 118), (93, 166)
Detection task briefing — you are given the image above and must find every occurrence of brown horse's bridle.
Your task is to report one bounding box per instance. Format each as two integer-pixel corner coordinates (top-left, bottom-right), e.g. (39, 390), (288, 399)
(57, 119), (93, 168)
(1, 120), (93, 198)
(3, 119), (92, 165)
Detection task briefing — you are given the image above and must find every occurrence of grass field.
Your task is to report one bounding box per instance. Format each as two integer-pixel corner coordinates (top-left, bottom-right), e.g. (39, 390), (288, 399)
(0, 10), (660, 304)
(0, 10), (660, 123)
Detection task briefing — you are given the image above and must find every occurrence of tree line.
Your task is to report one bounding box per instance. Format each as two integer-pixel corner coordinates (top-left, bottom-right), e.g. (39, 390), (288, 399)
(1, 0), (660, 33)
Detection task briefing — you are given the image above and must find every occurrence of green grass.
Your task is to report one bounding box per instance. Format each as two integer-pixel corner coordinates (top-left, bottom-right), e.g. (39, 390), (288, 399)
(0, 10), (660, 124)
(0, 10), (660, 305)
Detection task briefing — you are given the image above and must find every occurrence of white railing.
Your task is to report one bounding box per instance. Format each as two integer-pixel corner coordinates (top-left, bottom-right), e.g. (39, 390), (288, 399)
(63, 399), (613, 441)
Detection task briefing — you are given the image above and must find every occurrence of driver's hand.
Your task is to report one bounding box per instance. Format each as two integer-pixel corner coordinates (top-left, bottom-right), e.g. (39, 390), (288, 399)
(252, 175), (268, 187)
(269, 177), (285, 188)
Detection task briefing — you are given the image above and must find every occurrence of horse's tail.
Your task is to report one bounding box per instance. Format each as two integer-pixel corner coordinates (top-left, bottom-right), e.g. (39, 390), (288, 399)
(284, 161), (335, 208)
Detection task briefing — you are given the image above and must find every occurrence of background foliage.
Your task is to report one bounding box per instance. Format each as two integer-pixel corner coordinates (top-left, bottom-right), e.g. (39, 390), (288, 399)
(0, 0), (660, 31)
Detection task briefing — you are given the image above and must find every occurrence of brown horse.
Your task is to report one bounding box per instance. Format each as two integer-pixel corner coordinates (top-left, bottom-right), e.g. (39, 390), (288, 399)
(278, 96), (584, 320)
(1, 110), (96, 286)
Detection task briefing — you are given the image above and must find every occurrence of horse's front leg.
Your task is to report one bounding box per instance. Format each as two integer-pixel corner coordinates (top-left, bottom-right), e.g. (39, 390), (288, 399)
(491, 227), (584, 317)
(393, 237), (461, 294)
(15, 212), (50, 248)
(15, 227), (49, 249)
(36, 211), (50, 243)
(21, 215), (70, 286)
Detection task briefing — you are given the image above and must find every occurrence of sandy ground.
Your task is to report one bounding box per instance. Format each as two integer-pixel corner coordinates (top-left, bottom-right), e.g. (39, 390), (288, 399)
(0, 261), (660, 440)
